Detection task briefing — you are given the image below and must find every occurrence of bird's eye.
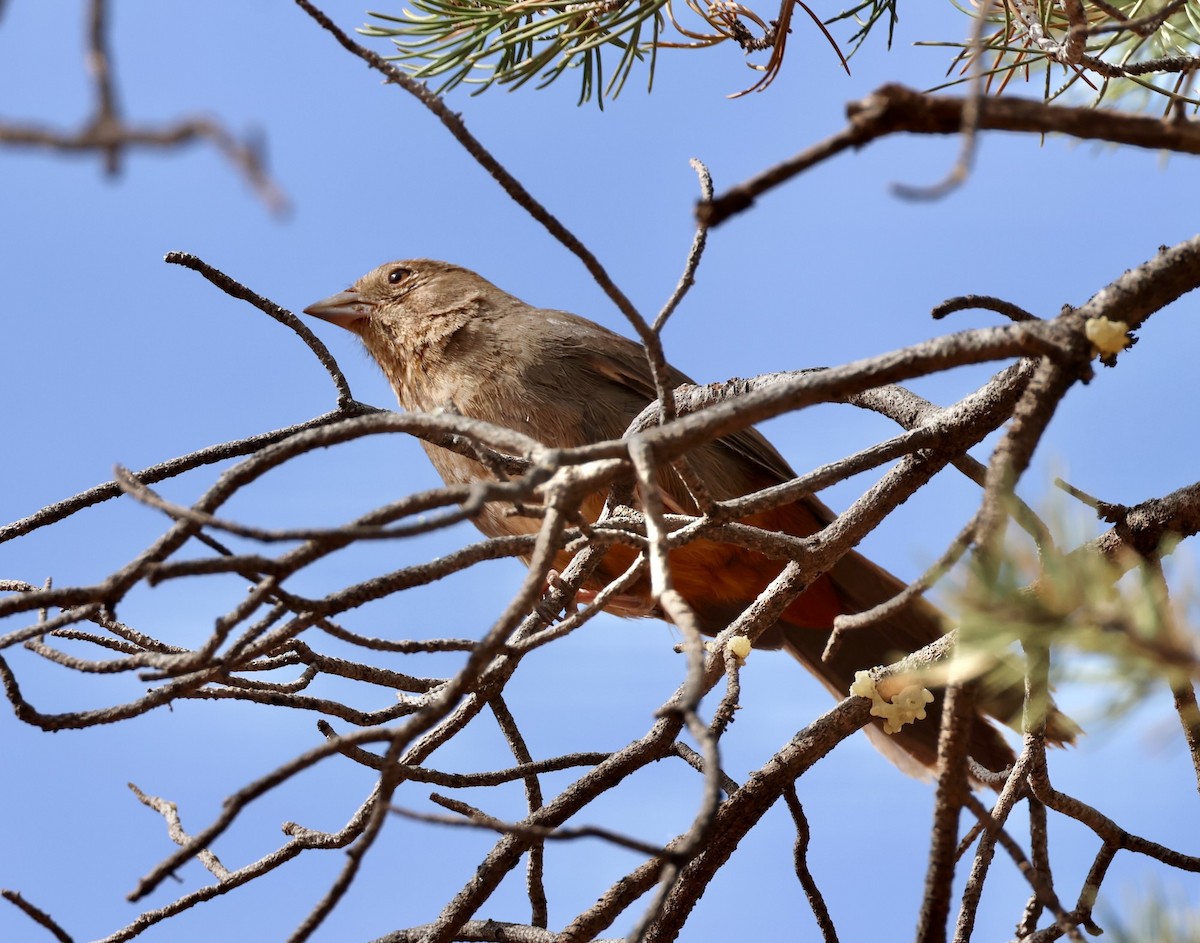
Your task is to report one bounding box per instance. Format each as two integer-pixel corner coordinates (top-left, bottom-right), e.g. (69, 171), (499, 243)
(387, 266), (411, 285)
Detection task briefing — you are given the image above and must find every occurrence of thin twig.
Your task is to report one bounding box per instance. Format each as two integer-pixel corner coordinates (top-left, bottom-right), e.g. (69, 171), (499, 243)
(128, 784), (230, 880)
(653, 158), (713, 334)
(893, 0), (994, 200)
(0, 0), (287, 212)
(782, 787), (838, 943)
(1, 890), (74, 943)
(164, 251), (353, 404)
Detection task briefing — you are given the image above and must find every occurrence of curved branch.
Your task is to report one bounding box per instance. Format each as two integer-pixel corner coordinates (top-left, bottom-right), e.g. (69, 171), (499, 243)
(700, 84), (1200, 227)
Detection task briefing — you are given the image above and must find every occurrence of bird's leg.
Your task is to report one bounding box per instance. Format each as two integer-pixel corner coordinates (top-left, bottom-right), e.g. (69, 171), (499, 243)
(538, 568), (656, 621)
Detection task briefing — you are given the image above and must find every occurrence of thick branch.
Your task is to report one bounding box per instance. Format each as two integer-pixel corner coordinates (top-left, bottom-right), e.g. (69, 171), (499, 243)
(701, 84), (1200, 227)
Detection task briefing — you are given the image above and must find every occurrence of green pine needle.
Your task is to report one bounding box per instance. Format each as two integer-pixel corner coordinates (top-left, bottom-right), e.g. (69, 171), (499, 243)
(363, 0), (670, 103)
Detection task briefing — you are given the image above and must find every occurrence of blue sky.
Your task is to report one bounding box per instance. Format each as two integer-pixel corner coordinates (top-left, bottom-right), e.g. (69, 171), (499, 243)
(2, 2), (1198, 941)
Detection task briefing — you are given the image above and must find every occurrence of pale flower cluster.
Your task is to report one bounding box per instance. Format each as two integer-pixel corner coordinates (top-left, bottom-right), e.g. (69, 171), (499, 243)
(850, 671), (935, 735)
(1084, 316), (1131, 355)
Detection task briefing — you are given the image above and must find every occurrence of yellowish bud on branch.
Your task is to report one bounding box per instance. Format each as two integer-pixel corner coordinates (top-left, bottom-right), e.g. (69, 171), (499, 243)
(850, 670), (935, 734)
(727, 635), (752, 665)
(1085, 317), (1131, 356)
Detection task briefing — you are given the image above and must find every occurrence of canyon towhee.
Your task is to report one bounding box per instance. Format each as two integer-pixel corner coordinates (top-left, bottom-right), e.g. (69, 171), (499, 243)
(305, 258), (1076, 778)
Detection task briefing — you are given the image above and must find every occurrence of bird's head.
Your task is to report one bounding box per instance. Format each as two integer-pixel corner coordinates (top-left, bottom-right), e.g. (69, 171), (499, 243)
(303, 259), (520, 410)
(303, 258), (497, 337)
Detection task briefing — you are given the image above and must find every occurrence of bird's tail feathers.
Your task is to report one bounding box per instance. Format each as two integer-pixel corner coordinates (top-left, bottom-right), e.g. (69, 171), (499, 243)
(812, 548), (1079, 774)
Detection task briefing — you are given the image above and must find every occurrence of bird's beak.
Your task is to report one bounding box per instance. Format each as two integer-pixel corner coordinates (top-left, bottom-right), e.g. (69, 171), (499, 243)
(303, 289), (375, 333)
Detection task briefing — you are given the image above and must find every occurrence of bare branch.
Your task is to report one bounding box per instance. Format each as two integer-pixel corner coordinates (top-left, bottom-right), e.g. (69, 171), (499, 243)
(1, 890), (74, 943)
(700, 85), (1200, 228)
(0, 0), (287, 212)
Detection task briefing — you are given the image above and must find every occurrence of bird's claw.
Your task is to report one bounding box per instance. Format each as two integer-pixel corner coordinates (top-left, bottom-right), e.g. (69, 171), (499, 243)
(535, 569), (601, 623)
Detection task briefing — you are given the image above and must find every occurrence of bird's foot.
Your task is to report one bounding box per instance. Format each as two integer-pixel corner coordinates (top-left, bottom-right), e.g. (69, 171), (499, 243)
(534, 569), (600, 622)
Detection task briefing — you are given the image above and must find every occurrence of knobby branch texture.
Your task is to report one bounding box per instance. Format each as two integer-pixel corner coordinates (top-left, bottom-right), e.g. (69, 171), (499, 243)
(0, 0), (287, 213)
(3, 233), (1200, 943)
(5, 4), (1200, 940)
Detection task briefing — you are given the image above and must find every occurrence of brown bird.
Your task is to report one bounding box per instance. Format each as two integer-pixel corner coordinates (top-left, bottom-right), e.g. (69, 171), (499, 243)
(305, 259), (1075, 779)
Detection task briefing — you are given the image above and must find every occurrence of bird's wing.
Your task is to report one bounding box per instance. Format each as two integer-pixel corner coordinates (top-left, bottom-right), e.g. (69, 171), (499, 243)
(541, 309), (832, 522)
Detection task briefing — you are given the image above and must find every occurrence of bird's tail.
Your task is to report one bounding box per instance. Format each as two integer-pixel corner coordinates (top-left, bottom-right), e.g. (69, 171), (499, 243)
(778, 547), (1079, 779)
